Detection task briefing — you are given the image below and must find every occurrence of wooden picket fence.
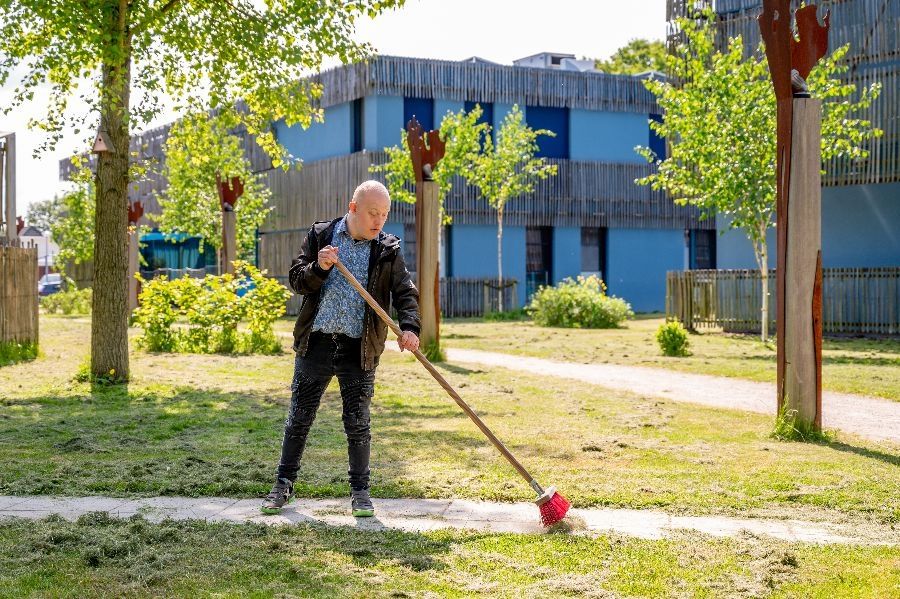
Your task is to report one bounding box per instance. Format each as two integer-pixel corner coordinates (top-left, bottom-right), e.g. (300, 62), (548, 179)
(0, 240), (39, 346)
(667, 268), (900, 335)
(279, 276), (518, 318)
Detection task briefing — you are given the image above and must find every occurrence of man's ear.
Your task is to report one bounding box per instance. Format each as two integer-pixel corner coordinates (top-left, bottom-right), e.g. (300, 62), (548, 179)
(348, 201), (357, 214)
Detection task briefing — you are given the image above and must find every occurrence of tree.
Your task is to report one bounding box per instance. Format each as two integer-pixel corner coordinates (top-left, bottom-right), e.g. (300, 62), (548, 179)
(50, 168), (95, 280)
(1, 0), (404, 380)
(155, 112), (272, 264)
(635, 9), (881, 341)
(25, 195), (62, 235)
(595, 38), (667, 75)
(370, 104), (488, 221)
(469, 105), (557, 312)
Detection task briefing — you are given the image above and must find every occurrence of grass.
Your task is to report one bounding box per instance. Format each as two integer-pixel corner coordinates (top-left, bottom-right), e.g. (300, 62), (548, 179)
(410, 314), (900, 401)
(1, 316), (898, 525)
(0, 514), (897, 597)
(0, 340), (38, 367)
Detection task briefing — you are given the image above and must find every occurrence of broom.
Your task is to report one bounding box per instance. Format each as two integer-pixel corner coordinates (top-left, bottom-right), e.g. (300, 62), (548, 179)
(334, 259), (570, 526)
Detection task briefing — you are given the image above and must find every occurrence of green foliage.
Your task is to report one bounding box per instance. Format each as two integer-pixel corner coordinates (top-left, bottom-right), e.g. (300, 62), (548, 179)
(0, 340), (38, 367)
(422, 340), (446, 363)
(656, 319), (690, 357)
(73, 357), (124, 386)
(25, 195), (62, 235)
(50, 164), (95, 275)
(40, 287), (92, 316)
(595, 38), (667, 75)
(772, 403), (836, 443)
(155, 112), (273, 262)
(635, 9), (882, 265)
(133, 261), (291, 355)
(370, 104), (488, 223)
(527, 275), (633, 329)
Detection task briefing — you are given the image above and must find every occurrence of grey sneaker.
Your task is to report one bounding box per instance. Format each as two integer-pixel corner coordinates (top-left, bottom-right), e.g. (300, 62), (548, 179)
(351, 488), (374, 517)
(260, 478), (294, 514)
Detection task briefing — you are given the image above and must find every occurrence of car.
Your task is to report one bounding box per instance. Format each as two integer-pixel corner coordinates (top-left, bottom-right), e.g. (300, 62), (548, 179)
(38, 273), (63, 296)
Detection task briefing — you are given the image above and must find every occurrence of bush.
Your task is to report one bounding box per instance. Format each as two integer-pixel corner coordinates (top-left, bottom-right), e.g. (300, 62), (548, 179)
(527, 275), (633, 328)
(0, 340), (39, 366)
(656, 319), (690, 357)
(133, 261), (292, 355)
(40, 287), (92, 315)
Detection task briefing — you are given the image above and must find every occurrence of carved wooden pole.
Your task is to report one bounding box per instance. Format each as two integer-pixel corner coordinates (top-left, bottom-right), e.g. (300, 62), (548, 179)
(759, 2), (829, 429)
(217, 175), (244, 275)
(127, 201), (143, 313)
(406, 117), (446, 354)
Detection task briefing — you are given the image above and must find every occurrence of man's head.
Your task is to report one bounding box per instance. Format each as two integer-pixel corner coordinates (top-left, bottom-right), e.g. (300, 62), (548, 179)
(347, 180), (391, 241)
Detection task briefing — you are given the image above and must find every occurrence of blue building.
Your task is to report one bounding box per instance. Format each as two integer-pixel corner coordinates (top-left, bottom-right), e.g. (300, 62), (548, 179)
(251, 53), (711, 312)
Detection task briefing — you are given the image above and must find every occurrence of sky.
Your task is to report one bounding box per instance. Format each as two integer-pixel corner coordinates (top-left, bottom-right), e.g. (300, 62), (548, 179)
(1, 0), (667, 217)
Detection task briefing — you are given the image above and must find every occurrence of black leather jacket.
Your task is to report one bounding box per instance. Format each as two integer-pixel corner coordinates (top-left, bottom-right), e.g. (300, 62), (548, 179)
(289, 218), (421, 370)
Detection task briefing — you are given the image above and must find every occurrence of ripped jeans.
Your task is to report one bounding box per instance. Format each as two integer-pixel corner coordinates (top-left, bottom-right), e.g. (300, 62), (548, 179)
(276, 331), (376, 490)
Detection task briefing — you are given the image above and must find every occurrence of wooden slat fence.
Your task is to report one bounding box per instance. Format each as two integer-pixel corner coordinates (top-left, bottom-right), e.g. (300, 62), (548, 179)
(667, 267), (900, 335)
(0, 240), (39, 346)
(277, 276), (517, 319)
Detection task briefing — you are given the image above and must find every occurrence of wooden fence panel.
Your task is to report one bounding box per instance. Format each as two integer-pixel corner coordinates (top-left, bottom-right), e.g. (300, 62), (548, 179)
(667, 268), (900, 335)
(0, 241), (39, 346)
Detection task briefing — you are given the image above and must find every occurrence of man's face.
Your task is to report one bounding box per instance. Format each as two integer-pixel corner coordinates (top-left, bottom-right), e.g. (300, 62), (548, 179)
(350, 192), (391, 240)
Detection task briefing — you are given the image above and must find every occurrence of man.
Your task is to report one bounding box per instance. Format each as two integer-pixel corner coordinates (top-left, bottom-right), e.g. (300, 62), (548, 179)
(261, 180), (420, 517)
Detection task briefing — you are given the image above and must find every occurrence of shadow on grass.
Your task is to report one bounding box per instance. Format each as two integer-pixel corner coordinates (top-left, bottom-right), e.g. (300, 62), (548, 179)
(823, 441), (900, 467)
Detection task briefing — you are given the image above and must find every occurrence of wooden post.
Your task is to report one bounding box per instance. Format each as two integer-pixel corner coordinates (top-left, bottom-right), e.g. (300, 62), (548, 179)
(127, 201), (143, 314)
(217, 175), (243, 275)
(417, 179), (441, 350)
(783, 98), (823, 427)
(2, 133), (15, 242)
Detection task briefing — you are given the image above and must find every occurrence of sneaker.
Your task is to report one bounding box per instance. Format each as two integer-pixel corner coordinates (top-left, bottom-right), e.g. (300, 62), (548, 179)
(260, 478), (294, 514)
(351, 487), (374, 517)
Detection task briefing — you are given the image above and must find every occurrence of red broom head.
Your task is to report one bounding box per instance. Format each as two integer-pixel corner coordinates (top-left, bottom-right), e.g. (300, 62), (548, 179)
(537, 489), (570, 527)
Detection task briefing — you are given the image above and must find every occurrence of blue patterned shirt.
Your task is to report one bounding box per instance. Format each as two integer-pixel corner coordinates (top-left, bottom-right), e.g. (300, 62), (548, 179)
(312, 215), (371, 338)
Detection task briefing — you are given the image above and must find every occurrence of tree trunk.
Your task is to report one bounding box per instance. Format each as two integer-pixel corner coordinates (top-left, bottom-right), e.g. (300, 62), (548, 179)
(757, 228), (769, 343)
(91, 4), (132, 381)
(497, 207), (504, 313)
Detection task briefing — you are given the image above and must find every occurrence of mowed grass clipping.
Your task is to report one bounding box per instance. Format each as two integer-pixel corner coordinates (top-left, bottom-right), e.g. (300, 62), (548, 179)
(0, 514), (897, 598)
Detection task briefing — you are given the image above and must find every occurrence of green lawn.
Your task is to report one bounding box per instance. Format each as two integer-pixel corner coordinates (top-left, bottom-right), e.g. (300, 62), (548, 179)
(0, 514), (897, 598)
(417, 315), (900, 401)
(1, 316), (898, 524)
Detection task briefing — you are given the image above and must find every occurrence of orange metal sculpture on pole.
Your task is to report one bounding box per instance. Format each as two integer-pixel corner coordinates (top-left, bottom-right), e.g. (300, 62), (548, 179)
(759, 1), (830, 429)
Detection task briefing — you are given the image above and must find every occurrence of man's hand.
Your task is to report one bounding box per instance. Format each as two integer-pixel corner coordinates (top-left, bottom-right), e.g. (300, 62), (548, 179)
(397, 331), (419, 353)
(317, 245), (338, 270)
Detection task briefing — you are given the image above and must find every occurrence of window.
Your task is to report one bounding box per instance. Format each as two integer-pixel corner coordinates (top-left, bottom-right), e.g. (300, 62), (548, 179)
(526, 226), (553, 299)
(525, 106), (569, 159)
(649, 113), (666, 160)
(690, 229), (716, 269)
(403, 97), (434, 132)
(351, 98), (363, 153)
(580, 227), (608, 280)
(403, 223), (417, 275)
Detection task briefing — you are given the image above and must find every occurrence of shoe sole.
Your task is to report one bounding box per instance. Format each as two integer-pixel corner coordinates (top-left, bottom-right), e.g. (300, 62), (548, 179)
(260, 496), (294, 515)
(352, 508), (374, 517)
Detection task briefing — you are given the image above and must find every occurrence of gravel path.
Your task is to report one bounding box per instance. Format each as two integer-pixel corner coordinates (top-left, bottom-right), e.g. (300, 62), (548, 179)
(419, 347), (900, 444)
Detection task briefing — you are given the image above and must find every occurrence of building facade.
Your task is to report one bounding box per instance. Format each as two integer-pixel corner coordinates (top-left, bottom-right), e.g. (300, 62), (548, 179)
(666, 0), (900, 270)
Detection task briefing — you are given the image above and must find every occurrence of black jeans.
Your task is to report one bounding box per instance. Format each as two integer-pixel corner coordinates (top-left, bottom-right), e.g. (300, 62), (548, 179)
(276, 331), (376, 490)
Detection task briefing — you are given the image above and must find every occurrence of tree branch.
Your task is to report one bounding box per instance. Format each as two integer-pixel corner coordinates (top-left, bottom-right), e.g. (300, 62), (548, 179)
(130, 0), (183, 38)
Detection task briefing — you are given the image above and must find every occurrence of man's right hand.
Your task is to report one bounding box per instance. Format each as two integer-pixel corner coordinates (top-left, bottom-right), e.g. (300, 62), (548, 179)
(317, 245), (339, 270)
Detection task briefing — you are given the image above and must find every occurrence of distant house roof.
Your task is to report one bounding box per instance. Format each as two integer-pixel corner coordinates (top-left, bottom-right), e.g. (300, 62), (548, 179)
(19, 225), (44, 237)
(459, 56), (499, 65)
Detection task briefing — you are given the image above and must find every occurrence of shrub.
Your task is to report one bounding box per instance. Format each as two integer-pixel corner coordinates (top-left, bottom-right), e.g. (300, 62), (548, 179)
(527, 275), (633, 328)
(656, 319), (690, 357)
(133, 261), (291, 355)
(0, 340), (39, 366)
(40, 287), (92, 315)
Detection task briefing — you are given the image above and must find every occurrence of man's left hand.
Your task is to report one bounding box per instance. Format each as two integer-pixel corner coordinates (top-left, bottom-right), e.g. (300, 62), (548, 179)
(398, 331), (419, 353)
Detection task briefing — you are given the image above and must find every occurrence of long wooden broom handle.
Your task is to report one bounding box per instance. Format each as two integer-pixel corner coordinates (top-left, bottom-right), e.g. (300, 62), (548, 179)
(333, 259), (536, 486)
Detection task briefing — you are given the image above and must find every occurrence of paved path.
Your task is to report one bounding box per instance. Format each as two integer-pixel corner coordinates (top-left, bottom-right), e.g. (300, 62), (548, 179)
(405, 347), (900, 444)
(2, 495), (895, 545)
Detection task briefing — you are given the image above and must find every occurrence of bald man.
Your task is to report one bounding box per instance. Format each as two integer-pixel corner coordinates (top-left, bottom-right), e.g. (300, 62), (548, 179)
(262, 180), (420, 517)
